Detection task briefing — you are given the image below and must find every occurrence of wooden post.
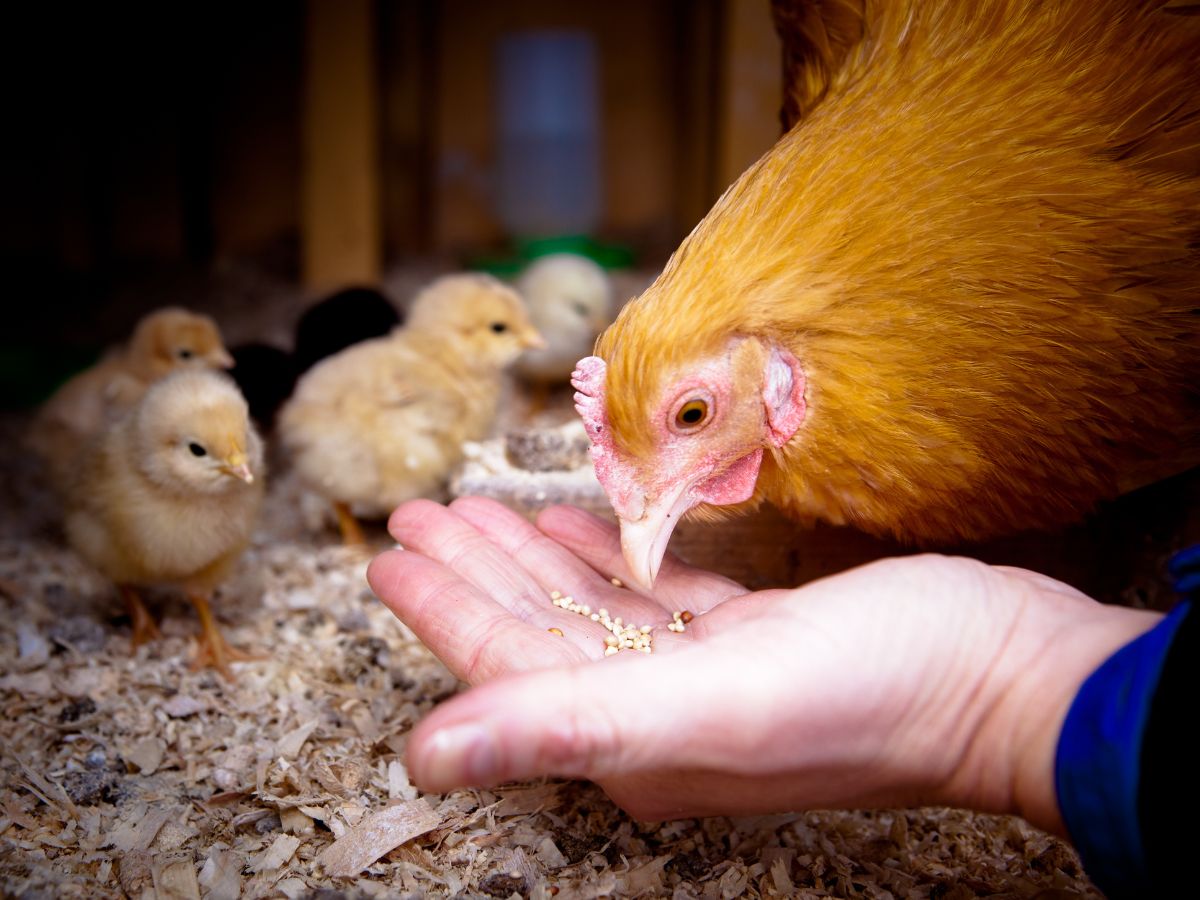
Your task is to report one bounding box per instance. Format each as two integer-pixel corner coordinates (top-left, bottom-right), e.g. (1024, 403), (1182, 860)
(302, 0), (382, 290)
(715, 0), (783, 191)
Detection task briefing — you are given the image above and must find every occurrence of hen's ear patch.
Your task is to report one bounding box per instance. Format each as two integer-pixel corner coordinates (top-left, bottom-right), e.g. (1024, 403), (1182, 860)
(763, 347), (806, 447)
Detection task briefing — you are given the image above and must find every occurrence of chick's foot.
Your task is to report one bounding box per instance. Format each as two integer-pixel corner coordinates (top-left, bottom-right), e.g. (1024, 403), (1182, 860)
(334, 501), (367, 546)
(187, 593), (260, 679)
(119, 585), (162, 649)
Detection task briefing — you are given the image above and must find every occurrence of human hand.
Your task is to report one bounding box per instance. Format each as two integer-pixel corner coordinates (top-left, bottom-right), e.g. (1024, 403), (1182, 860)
(367, 498), (1159, 831)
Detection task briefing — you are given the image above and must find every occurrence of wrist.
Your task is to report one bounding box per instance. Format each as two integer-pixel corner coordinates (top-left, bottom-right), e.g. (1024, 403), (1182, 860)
(947, 579), (1161, 835)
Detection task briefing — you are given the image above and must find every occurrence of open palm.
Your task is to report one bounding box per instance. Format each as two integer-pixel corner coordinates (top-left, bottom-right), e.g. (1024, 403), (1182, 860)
(367, 497), (1154, 828)
(368, 496), (753, 682)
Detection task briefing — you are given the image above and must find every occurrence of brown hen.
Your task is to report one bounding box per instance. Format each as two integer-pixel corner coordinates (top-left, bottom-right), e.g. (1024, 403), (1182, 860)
(575, 0), (1200, 589)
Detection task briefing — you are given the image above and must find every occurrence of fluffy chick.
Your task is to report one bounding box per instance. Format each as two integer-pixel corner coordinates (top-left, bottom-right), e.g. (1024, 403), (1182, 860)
(63, 369), (264, 677)
(279, 273), (543, 544)
(513, 253), (613, 386)
(30, 307), (233, 492)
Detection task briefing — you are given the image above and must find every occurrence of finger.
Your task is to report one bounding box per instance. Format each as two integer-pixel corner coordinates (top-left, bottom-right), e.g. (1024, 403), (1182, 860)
(367, 548), (582, 683)
(405, 643), (771, 792)
(386, 499), (563, 626)
(450, 496), (669, 628)
(536, 505), (748, 613)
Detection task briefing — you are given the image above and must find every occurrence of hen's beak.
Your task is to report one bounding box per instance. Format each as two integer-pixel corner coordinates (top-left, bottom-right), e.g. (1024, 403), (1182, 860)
(211, 349), (235, 369)
(616, 479), (695, 593)
(521, 328), (547, 350)
(220, 452), (255, 484)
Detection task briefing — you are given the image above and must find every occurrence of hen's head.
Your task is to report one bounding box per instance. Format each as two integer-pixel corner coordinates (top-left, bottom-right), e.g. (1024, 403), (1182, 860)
(132, 370), (263, 495)
(128, 307), (234, 380)
(577, 300), (806, 590)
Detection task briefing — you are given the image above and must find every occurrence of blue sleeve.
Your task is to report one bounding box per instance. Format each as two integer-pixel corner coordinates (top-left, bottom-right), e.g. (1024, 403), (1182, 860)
(1054, 600), (1190, 898)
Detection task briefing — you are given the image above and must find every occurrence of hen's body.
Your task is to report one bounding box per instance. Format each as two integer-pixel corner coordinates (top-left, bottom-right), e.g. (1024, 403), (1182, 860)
(598, 0), (1200, 549)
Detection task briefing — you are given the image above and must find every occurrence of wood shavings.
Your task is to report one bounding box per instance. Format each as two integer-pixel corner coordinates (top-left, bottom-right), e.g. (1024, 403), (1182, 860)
(251, 833), (301, 873)
(106, 805), (178, 853)
(388, 758), (419, 801)
(160, 694), (207, 718)
(153, 857), (201, 900)
(275, 718), (319, 759)
(317, 799), (445, 877)
(279, 806), (315, 835)
(123, 737), (165, 775)
(449, 422), (611, 518)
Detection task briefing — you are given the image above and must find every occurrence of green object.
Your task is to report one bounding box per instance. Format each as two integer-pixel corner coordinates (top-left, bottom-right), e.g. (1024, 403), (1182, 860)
(471, 235), (636, 278)
(0, 345), (103, 410)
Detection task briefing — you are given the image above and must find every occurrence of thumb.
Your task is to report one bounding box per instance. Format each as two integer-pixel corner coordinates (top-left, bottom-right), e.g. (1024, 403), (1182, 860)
(406, 646), (750, 792)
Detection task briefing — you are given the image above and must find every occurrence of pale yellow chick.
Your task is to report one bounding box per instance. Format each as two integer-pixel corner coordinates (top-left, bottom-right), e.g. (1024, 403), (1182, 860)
(30, 307), (234, 493)
(63, 369), (264, 677)
(513, 253), (613, 385)
(279, 273), (543, 544)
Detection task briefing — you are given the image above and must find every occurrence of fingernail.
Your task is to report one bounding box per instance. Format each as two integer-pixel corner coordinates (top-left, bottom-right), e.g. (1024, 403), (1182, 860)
(420, 724), (498, 788)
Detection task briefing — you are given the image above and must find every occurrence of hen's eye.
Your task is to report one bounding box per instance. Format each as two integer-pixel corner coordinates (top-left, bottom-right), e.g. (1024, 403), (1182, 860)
(177, 348), (194, 360)
(571, 301), (589, 317)
(675, 399), (709, 429)
(188, 442), (207, 457)
(490, 322), (508, 334)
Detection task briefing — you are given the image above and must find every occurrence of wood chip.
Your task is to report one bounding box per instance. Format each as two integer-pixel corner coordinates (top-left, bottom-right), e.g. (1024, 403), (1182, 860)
(280, 806), (316, 835)
(387, 758), (418, 801)
(154, 857), (202, 900)
(125, 736), (165, 775)
(107, 805), (177, 853)
(275, 718), (319, 759)
(162, 694), (208, 718)
(197, 847), (242, 899)
(252, 833), (302, 873)
(317, 799), (444, 877)
(16, 622), (50, 669)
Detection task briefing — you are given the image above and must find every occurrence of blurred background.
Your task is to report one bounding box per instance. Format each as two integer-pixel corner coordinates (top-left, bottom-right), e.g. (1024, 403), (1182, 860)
(0, 0), (785, 408)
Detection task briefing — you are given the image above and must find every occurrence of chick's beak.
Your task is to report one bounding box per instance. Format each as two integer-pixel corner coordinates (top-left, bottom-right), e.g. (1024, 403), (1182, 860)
(220, 452), (255, 484)
(211, 349), (235, 369)
(521, 327), (547, 351)
(616, 478), (695, 594)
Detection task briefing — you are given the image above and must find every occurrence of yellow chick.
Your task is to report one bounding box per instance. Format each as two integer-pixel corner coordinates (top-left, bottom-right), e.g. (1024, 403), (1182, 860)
(512, 253), (613, 386)
(279, 273), (544, 544)
(63, 369), (264, 677)
(29, 307), (234, 493)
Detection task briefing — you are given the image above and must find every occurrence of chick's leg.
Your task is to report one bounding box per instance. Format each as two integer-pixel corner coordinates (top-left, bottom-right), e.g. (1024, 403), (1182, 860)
(333, 500), (367, 546)
(187, 591), (258, 679)
(119, 585), (161, 649)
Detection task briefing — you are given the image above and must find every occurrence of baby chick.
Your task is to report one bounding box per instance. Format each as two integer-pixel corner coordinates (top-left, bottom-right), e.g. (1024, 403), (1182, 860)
(279, 273), (543, 544)
(512, 253), (613, 387)
(63, 369), (264, 677)
(228, 287), (403, 430)
(29, 307), (233, 493)
(292, 286), (402, 375)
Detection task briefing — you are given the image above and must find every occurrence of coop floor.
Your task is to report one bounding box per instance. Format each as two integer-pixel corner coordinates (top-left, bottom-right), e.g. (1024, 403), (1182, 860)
(0, 260), (1106, 898)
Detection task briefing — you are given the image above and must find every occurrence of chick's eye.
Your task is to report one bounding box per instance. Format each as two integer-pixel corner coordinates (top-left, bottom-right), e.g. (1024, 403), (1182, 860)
(675, 399), (709, 429)
(490, 322), (508, 333)
(188, 442), (207, 457)
(177, 348), (194, 360)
